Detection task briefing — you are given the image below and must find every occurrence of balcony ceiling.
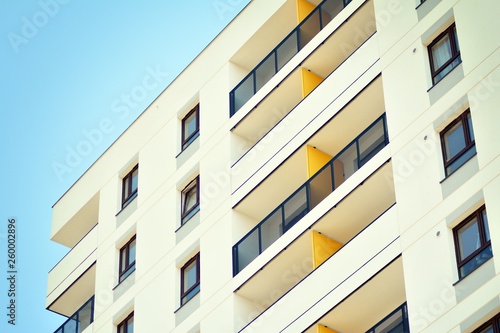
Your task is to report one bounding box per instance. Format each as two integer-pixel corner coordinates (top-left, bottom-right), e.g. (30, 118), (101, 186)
(304, 257), (406, 333)
(232, 68), (303, 142)
(52, 192), (99, 248)
(235, 161), (395, 304)
(314, 161), (395, 244)
(233, 76), (384, 221)
(303, 0), (375, 78)
(47, 263), (96, 317)
(231, 0), (297, 71)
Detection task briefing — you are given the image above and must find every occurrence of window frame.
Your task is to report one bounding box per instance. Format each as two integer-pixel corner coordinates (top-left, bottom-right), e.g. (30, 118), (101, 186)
(117, 312), (134, 333)
(180, 253), (200, 305)
(181, 176), (200, 225)
(181, 104), (200, 151)
(440, 109), (475, 176)
(453, 205), (491, 279)
(122, 165), (138, 208)
(472, 312), (500, 333)
(119, 236), (136, 283)
(428, 23), (461, 84)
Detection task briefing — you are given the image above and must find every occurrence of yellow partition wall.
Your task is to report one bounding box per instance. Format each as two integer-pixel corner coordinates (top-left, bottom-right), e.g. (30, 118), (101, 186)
(316, 325), (339, 333)
(306, 145), (332, 178)
(312, 231), (343, 269)
(296, 0), (316, 23)
(301, 68), (324, 98)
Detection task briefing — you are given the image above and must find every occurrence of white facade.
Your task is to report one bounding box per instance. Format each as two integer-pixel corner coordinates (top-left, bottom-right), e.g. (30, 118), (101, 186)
(46, 0), (500, 332)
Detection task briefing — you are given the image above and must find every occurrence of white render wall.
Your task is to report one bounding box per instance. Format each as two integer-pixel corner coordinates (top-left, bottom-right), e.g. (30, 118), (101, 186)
(47, 0), (500, 332)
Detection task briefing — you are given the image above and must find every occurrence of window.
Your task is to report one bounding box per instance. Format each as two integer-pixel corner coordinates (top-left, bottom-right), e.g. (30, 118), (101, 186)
(117, 312), (134, 333)
(122, 165), (138, 207)
(366, 303), (409, 333)
(472, 312), (500, 333)
(181, 253), (200, 305)
(182, 104), (199, 150)
(440, 109), (475, 176)
(454, 206), (492, 279)
(119, 236), (136, 283)
(181, 176), (200, 224)
(428, 23), (461, 84)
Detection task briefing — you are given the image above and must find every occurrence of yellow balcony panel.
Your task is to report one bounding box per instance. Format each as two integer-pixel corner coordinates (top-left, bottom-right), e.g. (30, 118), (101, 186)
(52, 192), (99, 248)
(316, 325), (338, 333)
(296, 0), (316, 23)
(312, 231), (343, 269)
(301, 68), (324, 98)
(306, 145), (332, 178)
(47, 263), (96, 317)
(304, 258), (406, 333)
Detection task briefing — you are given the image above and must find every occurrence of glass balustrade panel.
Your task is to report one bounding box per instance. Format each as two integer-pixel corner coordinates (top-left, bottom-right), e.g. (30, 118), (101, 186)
(261, 208), (284, 251)
(236, 228), (260, 273)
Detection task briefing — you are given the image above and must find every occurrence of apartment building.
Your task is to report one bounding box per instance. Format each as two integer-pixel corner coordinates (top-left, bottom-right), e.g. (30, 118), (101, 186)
(45, 0), (500, 332)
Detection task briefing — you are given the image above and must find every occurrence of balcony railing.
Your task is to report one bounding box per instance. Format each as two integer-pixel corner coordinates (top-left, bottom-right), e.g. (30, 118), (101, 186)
(229, 0), (351, 117)
(54, 296), (94, 333)
(366, 303), (409, 333)
(232, 114), (388, 276)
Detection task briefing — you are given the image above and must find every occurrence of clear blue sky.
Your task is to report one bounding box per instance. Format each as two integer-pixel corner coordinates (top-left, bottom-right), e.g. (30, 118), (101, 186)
(0, 1), (249, 331)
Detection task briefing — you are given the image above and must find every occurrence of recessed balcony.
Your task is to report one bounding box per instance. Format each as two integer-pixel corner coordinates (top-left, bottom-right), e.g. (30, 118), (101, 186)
(52, 192), (99, 248)
(303, 258), (408, 333)
(231, 2), (379, 172)
(46, 225), (97, 317)
(53, 296), (94, 333)
(230, 0), (354, 117)
(233, 109), (388, 275)
(230, 0), (376, 166)
(234, 161), (396, 330)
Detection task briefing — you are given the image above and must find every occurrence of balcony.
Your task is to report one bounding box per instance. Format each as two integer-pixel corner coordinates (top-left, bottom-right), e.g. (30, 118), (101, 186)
(230, 0), (377, 164)
(233, 161), (395, 329)
(46, 225), (97, 317)
(53, 296), (94, 333)
(233, 114), (388, 276)
(52, 192), (99, 248)
(302, 259), (407, 333)
(230, 0), (352, 117)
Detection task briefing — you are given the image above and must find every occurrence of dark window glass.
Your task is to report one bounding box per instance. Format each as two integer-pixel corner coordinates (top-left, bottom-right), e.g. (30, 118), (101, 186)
(181, 253), (200, 305)
(428, 24), (461, 84)
(182, 104), (199, 150)
(366, 303), (409, 333)
(122, 165), (138, 207)
(181, 177), (200, 224)
(440, 110), (475, 176)
(454, 206), (492, 278)
(472, 312), (500, 333)
(117, 312), (134, 333)
(119, 236), (136, 283)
